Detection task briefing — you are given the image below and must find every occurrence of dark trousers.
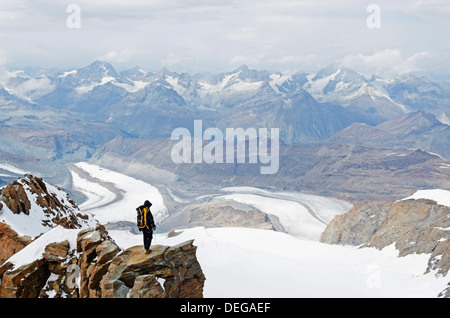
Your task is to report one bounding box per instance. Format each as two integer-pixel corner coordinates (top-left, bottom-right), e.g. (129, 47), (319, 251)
(142, 228), (153, 250)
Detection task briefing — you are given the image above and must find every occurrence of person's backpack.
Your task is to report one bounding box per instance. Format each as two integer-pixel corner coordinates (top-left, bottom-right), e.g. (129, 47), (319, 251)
(137, 206), (147, 231)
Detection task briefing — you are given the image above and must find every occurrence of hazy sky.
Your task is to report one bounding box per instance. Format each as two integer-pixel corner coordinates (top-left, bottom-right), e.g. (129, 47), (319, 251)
(1, 0), (449, 77)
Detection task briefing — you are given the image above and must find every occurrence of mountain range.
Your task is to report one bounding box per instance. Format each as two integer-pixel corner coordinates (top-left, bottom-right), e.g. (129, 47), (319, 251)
(3, 60), (450, 141)
(0, 60), (449, 201)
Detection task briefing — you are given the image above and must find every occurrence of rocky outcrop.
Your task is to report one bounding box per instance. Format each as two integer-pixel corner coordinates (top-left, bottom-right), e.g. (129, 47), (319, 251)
(320, 198), (450, 297)
(0, 175), (91, 228)
(161, 199), (275, 231)
(0, 225), (205, 298)
(0, 258), (50, 298)
(101, 240), (205, 298)
(0, 175), (97, 267)
(0, 223), (31, 266)
(1, 179), (31, 215)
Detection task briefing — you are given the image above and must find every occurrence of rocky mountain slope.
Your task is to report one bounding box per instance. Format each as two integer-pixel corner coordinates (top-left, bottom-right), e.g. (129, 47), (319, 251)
(0, 97), (127, 161)
(0, 175), (96, 233)
(0, 175), (97, 265)
(320, 198), (450, 297)
(328, 111), (450, 160)
(385, 74), (450, 122)
(0, 176), (205, 298)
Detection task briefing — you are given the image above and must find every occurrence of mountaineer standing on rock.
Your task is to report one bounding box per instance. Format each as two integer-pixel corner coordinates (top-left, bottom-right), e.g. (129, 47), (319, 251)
(137, 200), (156, 254)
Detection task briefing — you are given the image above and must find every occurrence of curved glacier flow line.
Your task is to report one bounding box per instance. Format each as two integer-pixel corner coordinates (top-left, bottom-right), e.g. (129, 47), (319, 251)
(69, 162), (168, 224)
(221, 187), (329, 225)
(68, 163), (124, 211)
(217, 192), (325, 240)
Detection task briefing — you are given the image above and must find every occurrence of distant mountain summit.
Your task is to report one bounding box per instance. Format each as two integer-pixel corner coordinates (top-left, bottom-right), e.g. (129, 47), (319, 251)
(63, 60), (120, 82)
(303, 63), (409, 123)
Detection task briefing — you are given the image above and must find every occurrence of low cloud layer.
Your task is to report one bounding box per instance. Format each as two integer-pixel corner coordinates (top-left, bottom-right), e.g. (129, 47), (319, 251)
(0, 0), (448, 76)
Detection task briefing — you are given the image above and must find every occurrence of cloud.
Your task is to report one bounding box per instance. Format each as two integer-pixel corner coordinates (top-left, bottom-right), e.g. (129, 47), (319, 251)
(161, 52), (194, 68)
(408, 0), (450, 19)
(97, 50), (135, 63)
(339, 49), (434, 77)
(0, 0), (448, 76)
(230, 53), (325, 73)
(18, 77), (54, 93)
(6, 77), (55, 99)
(0, 50), (8, 66)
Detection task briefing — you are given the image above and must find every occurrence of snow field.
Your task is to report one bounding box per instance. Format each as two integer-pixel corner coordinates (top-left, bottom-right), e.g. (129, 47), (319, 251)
(403, 189), (450, 207)
(109, 226), (448, 298)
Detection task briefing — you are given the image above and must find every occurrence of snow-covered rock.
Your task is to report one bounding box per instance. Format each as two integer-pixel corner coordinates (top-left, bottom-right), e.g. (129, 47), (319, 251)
(0, 175), (97, 266)
(403, 189), (450, 207)
(0, 174), (96, 237)
(321, 197), (450, 297)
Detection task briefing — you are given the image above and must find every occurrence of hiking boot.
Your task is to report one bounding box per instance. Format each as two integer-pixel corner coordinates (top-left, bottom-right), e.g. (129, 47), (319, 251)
(145, 249), (151, 254)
